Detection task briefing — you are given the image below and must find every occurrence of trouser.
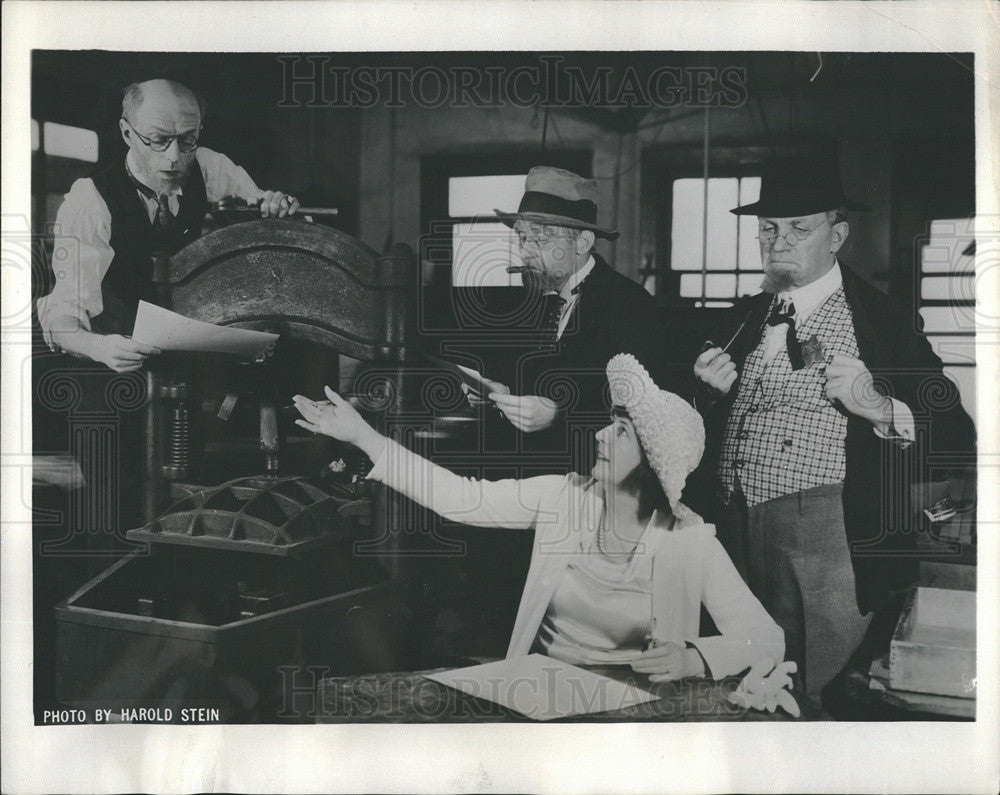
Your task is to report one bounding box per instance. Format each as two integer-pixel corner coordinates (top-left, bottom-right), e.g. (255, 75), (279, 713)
(716, 481), (872, 702)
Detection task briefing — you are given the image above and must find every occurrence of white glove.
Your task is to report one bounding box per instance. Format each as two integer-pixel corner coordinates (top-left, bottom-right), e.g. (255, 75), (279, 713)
(727, 659), (801, 718)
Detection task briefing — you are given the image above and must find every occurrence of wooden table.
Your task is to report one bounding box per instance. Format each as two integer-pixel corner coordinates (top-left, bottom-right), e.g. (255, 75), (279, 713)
(315, 664), (825, 723)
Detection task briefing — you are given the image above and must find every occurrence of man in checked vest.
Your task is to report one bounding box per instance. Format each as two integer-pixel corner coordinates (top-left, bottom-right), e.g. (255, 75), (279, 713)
(690, 153), (974, 703)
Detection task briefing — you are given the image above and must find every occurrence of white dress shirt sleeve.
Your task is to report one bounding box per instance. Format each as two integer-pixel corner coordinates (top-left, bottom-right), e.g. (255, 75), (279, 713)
(36, 178), (114, 346)
(196, 147), (264, 205)
(37, 150), (266, 350)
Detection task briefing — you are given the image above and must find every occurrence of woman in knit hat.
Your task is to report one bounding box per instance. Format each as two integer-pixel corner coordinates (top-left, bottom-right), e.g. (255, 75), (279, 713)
(294, 354), (793, 707)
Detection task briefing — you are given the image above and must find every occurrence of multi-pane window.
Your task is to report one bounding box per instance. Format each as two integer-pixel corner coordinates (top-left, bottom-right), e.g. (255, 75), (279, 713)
(447, 175), (526, 287)
(917, 218), (976, 422)
(670, 176), (762, 307)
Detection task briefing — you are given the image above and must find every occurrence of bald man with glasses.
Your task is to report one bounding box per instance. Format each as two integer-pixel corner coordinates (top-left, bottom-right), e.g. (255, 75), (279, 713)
(689, 154), (974, 705)
(37, 78), (300, 371)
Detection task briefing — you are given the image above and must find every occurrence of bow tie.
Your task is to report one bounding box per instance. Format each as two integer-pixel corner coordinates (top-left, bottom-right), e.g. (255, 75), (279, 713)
(765, 298), (804, 370)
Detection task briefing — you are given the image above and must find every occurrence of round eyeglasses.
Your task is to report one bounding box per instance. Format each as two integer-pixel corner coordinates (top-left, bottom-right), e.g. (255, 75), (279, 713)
(124, 119), (200, 153)
(756, 216), (833, 247)
(513, 222), (575, 247)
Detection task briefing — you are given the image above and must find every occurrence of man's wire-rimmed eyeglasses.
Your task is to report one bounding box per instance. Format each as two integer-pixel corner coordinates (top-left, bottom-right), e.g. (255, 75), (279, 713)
(756, 216), (834, 247)
(123, 119), (200, 153)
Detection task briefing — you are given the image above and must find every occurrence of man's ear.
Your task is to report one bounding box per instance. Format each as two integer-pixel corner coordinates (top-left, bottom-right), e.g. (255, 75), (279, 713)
(119, 118), (131, 147)
(831, 221), (849, 254)
(577, 229), (595, 254)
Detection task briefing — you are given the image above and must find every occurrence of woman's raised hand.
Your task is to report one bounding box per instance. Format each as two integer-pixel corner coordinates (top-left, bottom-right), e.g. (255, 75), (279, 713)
(293, 387), (377, 449)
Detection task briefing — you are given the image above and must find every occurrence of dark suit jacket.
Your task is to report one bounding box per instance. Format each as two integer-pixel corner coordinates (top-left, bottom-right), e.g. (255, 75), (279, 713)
(687, 262), (976, 613)
(495, 254), (689, 473)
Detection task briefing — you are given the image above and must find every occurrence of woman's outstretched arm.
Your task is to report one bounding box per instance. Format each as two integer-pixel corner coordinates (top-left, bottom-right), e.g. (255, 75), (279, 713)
(294, 387), (563, 530)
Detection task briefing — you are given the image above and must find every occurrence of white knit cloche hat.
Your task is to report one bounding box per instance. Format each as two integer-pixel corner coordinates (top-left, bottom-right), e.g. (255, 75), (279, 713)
(605, 353), (705, 515)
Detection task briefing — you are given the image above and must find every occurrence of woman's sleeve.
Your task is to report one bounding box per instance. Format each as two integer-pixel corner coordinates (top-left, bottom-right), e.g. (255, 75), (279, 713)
(688, 537), (785, 679)
(367, 436), (565, 530)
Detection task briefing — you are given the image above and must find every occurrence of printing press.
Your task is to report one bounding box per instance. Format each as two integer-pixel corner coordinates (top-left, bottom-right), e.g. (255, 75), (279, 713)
(54, 216), (426, 722)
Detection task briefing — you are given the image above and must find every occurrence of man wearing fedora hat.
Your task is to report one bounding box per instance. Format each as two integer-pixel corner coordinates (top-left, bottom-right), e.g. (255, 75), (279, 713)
(471, 166), (679, 473)
(689, 153), (974, 703)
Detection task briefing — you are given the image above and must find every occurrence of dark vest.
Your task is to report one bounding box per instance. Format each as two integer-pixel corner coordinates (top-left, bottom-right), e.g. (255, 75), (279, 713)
(90, 157), (208, 334)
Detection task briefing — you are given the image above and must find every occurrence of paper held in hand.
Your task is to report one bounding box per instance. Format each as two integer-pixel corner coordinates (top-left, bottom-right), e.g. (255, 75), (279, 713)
(423, 654), (658, 720)
(132, 300), (279, 360)
(422, 352), (496, 397)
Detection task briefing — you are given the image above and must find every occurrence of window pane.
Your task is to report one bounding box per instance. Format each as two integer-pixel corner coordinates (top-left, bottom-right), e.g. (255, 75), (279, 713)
(921, 275), (975, 302)
(705, 273), (737, 298)
(451, 221), (521, 287)
(922, 220), (974, 274)
(703, 300), (733, 308)
(921, 244), (974, 274)
(32, 119), (40, 151)
(737, 214), (762, 271)
(681, 273), (736, 299)
(925, 335), (975, 365)
(705, 178), (738, 271)
(449, 175), (526, 217)
(43, 122), (98, 162)
(737, 271), (763, 296)
(943, 365), (976, 423)
(919, 306), (975, 334)
(928, 218), (975, 246)
(738, 176), (761, 206)
(671, 178), (704, 271)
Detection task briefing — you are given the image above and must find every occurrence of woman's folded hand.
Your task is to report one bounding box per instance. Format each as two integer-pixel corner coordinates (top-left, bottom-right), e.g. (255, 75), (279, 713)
(629, 641), (705, 682)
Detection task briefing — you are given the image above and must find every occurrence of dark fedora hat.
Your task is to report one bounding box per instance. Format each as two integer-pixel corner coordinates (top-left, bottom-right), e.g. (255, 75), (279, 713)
(495, 166), (619, 240)
(731, 154), (871, 217)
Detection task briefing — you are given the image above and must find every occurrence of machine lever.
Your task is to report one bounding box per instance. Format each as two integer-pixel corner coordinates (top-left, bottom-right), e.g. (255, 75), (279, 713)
(214, 196), (339, 217)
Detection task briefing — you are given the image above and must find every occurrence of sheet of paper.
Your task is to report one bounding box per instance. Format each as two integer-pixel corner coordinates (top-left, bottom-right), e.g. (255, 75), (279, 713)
(422, 352), (496, 396)
(132, 300), (278, 360)
(423, 654), (658, 720)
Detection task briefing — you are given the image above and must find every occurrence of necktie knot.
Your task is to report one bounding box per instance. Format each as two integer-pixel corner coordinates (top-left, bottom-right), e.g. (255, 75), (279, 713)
(154, 192), (177, 231)
(540, 292), (567, 337)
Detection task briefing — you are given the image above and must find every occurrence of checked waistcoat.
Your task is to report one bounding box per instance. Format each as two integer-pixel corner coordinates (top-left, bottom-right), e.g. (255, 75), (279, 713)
(718, 286), (861, 507)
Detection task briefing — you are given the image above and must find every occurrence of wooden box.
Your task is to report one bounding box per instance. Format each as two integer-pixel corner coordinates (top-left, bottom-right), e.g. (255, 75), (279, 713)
(889, 587), (975, 699)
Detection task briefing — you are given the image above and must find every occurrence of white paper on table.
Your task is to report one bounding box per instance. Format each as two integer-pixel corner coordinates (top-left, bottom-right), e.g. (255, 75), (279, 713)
(423, 654), (658, 720)
(132, 300), (279, 360)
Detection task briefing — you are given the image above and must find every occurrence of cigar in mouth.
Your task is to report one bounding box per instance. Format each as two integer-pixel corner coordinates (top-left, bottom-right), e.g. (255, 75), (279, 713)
(506, 265), (531, 274)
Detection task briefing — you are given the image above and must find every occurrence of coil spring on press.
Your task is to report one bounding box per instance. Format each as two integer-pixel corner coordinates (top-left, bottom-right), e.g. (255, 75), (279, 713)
(169, 406), (190, 470)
